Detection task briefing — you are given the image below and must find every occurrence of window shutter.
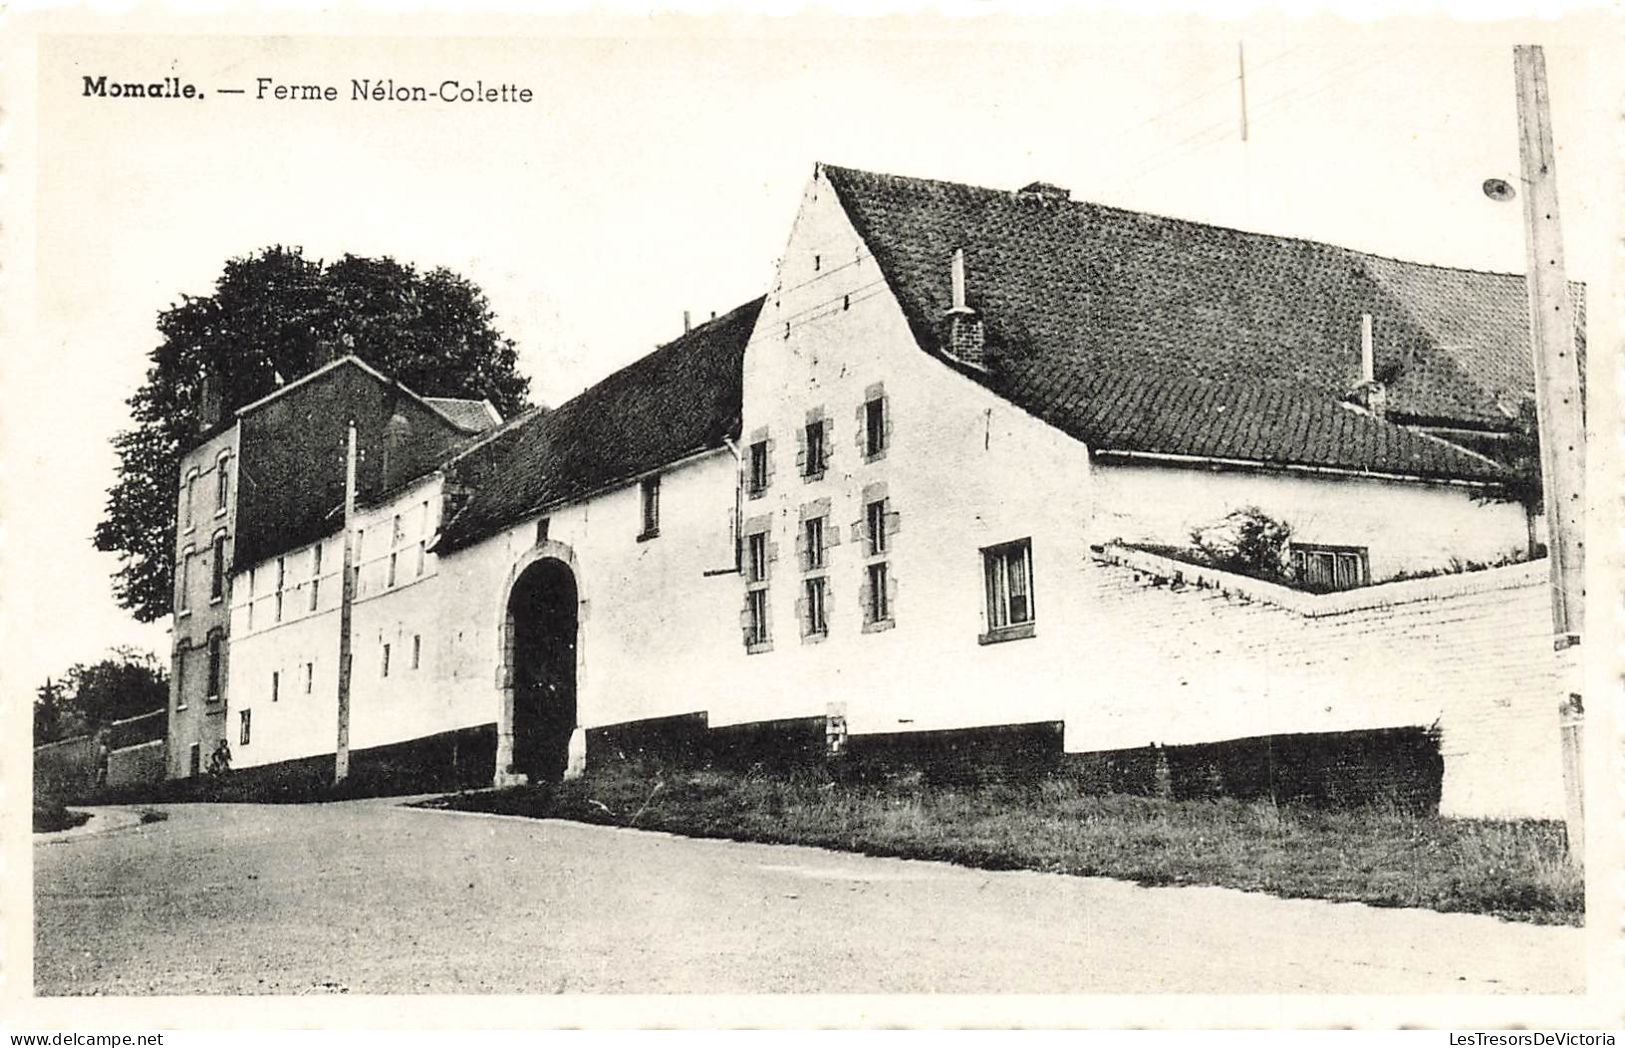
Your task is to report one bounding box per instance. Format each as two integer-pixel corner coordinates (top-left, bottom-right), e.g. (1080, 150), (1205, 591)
(885, 509), (901, 538)
(822, 418), (835, 471)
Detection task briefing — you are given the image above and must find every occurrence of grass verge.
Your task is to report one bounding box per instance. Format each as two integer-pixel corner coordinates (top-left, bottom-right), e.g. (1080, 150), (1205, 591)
(419, 762), (1582, 926)
(33, 795), (91, 833)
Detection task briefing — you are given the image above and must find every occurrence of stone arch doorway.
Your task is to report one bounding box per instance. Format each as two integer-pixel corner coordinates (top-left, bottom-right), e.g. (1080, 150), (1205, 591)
(504, 556), (579, 784)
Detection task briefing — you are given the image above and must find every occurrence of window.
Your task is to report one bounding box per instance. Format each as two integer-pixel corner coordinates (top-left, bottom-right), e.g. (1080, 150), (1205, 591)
(177, 546), (192, 613)
(275, 555), (286, 622)
(215, 451), (231, 513)
(866, 562), (891, 624)
(381, 643), (391, 678)
(189, 743), (201, 779)
(982, 538), (1036, 642)
(804, 517), (826, 571)
(804, 420), (826, 477)
(271, 670), (280, 703)
(310, 543), (322, 610)
(210, 532), (227, 601)
(388, 551), (398, 588)
(536, 518), (550, 545)
(182, 469), (198, 531)
(866, 500), (888, 556)
(303, 661), (314, 695)
(392, 513), (405, 547)
(804, 576), (828, 637)
(748, 441), (769, 496)
(639, 475), (661, 538)
(416, 541), (426, 577)
(174, 651), (186, 710)
(412, 634), (422, 670)
(864, 397), (887, 458)
(246, 567), (257, 629)
(206, 632), (223, 701)
(239, 709), (251, 747)
(746, 589), (770, 647)
(748, 532), (769, 583)
(1291, 544), (1370, 592)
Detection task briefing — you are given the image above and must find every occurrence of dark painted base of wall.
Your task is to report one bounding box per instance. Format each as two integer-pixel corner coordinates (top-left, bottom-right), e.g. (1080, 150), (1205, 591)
(74, 723), (497, 805)
(843, 722), (1064, 786)
(585, 713), (828, 773)
(1061, 726), (1444, 812)
(587, 712), (1443, 812)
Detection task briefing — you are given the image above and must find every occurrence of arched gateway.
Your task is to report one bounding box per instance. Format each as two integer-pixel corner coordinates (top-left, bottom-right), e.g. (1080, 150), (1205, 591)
(496, 548), (581, 786)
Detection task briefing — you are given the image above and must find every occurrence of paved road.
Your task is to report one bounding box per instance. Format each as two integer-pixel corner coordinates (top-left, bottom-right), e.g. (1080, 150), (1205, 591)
(35, 800), (1583, 995)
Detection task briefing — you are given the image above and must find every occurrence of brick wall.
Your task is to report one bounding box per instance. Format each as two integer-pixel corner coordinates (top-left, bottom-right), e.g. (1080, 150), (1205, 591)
(1072, 547), (1563, 819)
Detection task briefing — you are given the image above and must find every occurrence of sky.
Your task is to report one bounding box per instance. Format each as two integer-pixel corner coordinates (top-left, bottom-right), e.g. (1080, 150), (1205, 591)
(4, 6), (1614, 700)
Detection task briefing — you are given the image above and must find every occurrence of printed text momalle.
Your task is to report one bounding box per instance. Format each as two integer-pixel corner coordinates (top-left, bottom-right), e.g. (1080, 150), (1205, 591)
(82, 76), (201, 99)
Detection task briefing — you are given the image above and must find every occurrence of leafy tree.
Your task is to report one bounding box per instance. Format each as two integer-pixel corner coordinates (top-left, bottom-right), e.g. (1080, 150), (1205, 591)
(33, 648), (168, 745)
(1189, 506), (1294, 584)
(1479, 399), (1545, 559)
(94, 247), (532, 622)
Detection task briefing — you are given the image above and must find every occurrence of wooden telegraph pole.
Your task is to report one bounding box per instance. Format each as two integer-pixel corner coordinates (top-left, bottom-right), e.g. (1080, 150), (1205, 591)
(1512, 44), (1585, 866)
(335, 418), (358, 784)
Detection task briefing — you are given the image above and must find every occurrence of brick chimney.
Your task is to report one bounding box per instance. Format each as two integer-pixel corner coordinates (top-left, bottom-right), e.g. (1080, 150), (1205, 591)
(943, 247), (987, 369)
(383, 407), (412, 491)
(197, 370), (223, 433)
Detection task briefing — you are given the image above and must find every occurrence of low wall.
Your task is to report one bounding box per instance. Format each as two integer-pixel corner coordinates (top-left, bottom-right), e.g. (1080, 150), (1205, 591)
(1080, 547), (1563, 820)
(107, 739), (167, 787)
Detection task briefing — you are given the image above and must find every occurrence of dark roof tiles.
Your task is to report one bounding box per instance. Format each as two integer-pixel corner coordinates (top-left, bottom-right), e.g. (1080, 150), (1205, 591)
(821, 163), (1551, 481)
(438, 298), (763, 551)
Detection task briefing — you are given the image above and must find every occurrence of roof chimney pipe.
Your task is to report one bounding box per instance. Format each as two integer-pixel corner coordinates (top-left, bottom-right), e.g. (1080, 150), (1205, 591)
(1360, 313), (1375, 385)
(943, 248), (987, 370)
(683, 310), (692, 334)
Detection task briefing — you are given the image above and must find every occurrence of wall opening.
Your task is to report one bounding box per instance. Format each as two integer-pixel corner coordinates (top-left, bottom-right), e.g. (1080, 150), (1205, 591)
(506, 557), (579, 783)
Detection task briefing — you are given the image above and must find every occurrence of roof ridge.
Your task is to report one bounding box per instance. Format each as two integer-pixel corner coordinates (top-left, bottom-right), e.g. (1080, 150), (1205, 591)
(819, 161), (1542, 283)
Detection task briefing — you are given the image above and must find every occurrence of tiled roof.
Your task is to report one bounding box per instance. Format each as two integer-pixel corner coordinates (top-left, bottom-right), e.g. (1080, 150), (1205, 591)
(425, 397), (502, 432)
(821, 164), (1554, 481)
(438, 297), (764, 552)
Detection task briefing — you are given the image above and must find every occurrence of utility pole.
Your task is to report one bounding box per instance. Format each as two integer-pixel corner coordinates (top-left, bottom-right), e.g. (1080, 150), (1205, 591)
(1512, 44), (1585, 866)
(1237, 42), (1249, 143)
(335, 418), (358, 784)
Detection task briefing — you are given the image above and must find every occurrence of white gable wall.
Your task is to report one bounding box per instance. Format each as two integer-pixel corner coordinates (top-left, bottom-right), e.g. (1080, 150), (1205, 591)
(724, 167), (1097, 737)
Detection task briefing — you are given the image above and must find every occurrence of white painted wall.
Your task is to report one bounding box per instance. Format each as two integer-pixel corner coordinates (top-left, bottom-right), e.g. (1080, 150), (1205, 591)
(224, 451), (745, 769)
(1090, 462), (1529, 582)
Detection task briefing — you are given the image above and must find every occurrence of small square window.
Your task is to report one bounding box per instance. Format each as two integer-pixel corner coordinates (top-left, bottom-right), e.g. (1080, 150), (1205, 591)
(210, 533), (228, 601)
(748, 532), (769, 583)
(982, 538), (1036, 642)
(747, 589), (770, 648)
(866, 500), (888, 556)
(804, 576), (828, 637)
(804, 421), (826, 477)
(748, 441), (769, 496)
(804, 517), (826, 571)
(1290, 544), (1370, 592)
(866, 562), (890, 624)
(864, 398), (887, 458)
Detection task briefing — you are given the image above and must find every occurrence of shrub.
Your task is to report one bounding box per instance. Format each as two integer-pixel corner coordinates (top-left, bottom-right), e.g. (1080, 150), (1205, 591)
(1189, 506), (1294, 583)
